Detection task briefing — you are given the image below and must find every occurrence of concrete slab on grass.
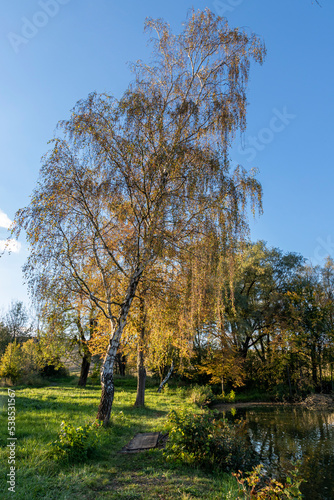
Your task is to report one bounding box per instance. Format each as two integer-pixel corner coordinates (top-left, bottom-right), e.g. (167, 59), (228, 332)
(120, 432), (160, 453)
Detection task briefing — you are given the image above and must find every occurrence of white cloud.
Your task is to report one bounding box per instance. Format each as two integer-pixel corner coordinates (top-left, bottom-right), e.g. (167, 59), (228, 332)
(0, 239), (21, 253)
(0, 209), (12, 229)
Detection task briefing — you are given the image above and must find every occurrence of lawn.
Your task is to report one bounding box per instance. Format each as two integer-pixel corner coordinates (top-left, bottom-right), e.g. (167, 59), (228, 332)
(0, 376), (241, 499)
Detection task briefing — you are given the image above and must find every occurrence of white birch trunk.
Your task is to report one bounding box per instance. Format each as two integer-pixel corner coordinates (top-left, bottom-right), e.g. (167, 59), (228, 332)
(157, 362), (174, 393)
(97, 267), (142, 424)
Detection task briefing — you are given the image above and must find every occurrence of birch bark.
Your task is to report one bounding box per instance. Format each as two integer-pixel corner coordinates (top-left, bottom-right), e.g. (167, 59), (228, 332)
(97, 267), (143, 424)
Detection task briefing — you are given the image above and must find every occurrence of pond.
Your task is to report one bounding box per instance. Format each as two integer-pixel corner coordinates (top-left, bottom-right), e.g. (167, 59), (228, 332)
(224, 405), (334, 500)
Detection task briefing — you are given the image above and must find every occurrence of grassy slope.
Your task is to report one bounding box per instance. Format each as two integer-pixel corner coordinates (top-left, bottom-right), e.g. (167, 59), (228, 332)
(0, 377), (241, 500)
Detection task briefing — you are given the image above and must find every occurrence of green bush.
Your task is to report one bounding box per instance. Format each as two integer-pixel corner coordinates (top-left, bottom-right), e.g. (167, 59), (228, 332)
(189, 384), (214, 407)
(51, 420), (102, 462)
(175, 386), (188, 399)
(0, 339), (69, 384)
(164, 409), (257, 472)
(214, 389), (236, 403)
(234, 463), (305, 499)
(0, 341), (23, 383)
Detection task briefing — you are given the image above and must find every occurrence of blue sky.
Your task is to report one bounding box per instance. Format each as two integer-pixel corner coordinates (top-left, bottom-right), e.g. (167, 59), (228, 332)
(0, 0), (333, 311)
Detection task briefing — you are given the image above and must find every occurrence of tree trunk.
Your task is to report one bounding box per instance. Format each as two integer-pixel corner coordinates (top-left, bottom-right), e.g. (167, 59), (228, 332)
(240, 337), (250, 359)
(76, 316), (93, 388)
(158, 365), (164, 383)
(134, 295), (147, 407)
(116, 352), (126, 376)
(157, 362), (174, 393)
(78, 353), (91, 387)
(311, 347), (318, 387)
(318, 346), (323, 390)
(97, 358), (115, 425)
(97, 267), (143, 425)
(134, 349), (146, 407)
(286, 363), (292, 398)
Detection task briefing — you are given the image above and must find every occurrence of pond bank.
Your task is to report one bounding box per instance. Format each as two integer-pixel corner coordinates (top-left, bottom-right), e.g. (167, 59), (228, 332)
(212, 401), (286, 411)
(212, 393), (334, 411)
(299, 393), (334, 409)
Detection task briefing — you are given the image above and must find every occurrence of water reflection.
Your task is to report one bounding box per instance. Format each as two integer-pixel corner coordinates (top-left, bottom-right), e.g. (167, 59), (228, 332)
(227, 406), (334, 500)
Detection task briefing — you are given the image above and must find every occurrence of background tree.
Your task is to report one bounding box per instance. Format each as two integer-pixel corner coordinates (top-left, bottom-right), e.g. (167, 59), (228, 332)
(226, 242), (303, 359)
(39, 302), (97, 387)
(3, 300), (32, 343)
(23, 249), (101, 387)
(0, 321), (11, 356)
(0, 341), (23, 383)
(284, 264), (333, 392)
(320, 257), (334, 390)
(186, 240), (304, 392)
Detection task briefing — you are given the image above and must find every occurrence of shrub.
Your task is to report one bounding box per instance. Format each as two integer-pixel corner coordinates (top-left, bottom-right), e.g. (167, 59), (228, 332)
(164, 409), (257, 472)
(51, 420), (102, 462)
(215, 389), (236, 403)
(234, 463), (305, 499)
(175, 386), (188, 399)
(0, 338), (69, 384)
(0, 341), (23, 383)
(21, 339), (41, 372)
(189, 384), (214, 407)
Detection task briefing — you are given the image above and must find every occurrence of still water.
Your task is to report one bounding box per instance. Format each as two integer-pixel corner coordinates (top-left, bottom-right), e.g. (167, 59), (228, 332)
(227, 406), (334, 500)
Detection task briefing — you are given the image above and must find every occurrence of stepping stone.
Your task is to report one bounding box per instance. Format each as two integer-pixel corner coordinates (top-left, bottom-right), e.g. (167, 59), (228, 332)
(120, 432), (160, 453)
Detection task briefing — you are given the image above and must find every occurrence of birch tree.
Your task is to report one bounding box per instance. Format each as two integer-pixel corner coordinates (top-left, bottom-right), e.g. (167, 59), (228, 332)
(13, 9), (265, 424)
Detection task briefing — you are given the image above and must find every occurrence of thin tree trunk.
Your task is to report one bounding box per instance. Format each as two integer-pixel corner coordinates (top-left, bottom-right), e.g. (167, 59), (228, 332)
(240, 337), (250, 359)
(318, 346), (323, 390)
(116, 353), (126, 376)
(219, 314), (226, 396)
(97, 268), (142, 425)
(134, 295), (146, 407)
(311, 347), (318, 387)
(158, 365), (164, 383)
(134, 349), (146, 407)
(157, 362), (174, 393)
(76, 316), (93, 388)
(286, 363), (292, 398)
(78, 353), (91, 387)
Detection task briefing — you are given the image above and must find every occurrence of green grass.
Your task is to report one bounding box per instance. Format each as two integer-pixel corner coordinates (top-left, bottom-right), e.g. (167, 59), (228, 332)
(0, 376), (242, 499)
